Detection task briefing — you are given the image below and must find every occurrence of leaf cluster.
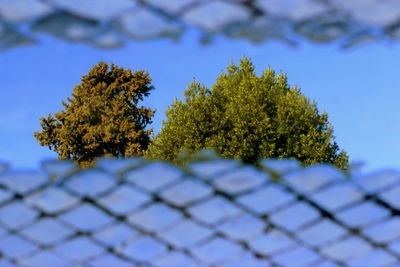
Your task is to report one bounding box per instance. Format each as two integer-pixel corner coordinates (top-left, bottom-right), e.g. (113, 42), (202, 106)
(146, 57), (349, 170)
(34, 62), (155, 168)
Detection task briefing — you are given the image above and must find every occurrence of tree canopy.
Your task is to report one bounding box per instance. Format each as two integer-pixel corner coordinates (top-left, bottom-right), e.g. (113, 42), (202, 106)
(34, 62), (155, 168)
(146, 57), (349, 170)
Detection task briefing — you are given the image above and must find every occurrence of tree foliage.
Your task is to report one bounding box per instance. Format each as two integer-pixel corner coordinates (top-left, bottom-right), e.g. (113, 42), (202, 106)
(146, 57), (349, 170)
(34, 62), (155, 168)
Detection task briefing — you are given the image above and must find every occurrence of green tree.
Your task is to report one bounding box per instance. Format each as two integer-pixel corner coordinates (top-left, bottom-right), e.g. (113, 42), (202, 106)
(34, 62), (155, 168)
(146, 57), (349, 170)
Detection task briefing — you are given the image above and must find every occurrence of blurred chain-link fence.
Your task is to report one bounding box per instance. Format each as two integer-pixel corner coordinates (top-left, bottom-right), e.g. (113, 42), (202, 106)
(2, 0), (400, 51)
(0, 157), (400, 266)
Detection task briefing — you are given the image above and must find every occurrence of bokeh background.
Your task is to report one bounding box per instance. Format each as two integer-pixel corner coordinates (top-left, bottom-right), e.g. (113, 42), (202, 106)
(0, 0), (399, 173)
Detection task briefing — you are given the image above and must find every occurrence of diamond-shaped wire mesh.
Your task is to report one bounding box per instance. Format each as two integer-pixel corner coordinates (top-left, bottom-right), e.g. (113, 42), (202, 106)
(0, 158), (400, 266)
(2, 0), (400, 51)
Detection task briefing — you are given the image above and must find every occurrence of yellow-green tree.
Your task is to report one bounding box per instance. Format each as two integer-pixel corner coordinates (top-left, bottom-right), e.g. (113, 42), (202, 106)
(146, 57), (349, 170)
(34, 62), (155, 168)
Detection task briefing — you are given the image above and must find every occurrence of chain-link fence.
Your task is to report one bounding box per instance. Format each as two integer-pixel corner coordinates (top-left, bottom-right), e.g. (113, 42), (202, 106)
(2, 0), (400, 51)
(0, 158), (399, 266)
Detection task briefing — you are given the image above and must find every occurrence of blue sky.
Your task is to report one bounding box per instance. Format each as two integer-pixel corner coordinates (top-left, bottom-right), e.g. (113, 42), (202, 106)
(1, 29), (399, 173)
